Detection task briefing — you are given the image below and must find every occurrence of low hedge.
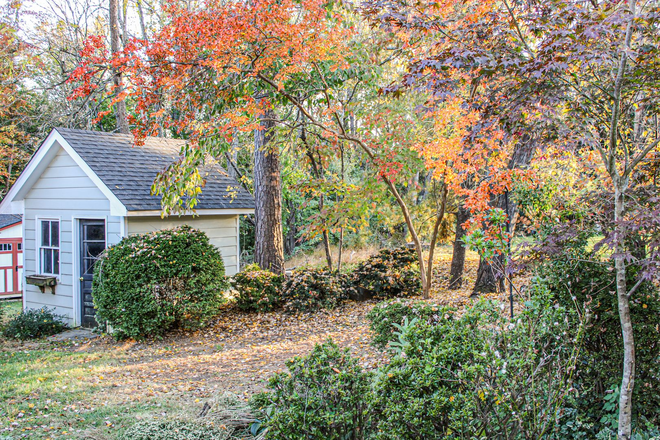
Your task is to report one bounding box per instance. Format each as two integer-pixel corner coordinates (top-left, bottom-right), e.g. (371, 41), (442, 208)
(351, 247), (421, 299)
(2, 308), (68, 340)
(230, 264), (284, 312)
(281, 268), (353, 313)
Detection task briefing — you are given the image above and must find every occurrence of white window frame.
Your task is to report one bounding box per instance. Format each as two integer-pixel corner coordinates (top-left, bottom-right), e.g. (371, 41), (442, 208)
(38, 217), (61, 276)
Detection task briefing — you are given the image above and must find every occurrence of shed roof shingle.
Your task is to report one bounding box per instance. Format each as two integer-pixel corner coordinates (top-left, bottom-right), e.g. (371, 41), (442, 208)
(56, 128), (254, 212)
(0, 214), (21, 229)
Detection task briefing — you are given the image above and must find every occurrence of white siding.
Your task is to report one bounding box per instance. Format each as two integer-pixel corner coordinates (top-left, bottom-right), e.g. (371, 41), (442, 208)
(0, 223), (21, 239)
(23, 147), (122, 325)
(127, 215), (240, 275)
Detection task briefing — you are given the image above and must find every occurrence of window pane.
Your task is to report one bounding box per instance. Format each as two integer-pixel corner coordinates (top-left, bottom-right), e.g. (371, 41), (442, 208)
(42, 248), (52, 274)
(17, 243), (21, 251)
(85, 242), (106, 259)
(85, 224), (104, 241)
(53, 249), (59, 275)
(83, 257), (98, 275)
(51, 221), (59, 247)
(41, 221), (50, 246)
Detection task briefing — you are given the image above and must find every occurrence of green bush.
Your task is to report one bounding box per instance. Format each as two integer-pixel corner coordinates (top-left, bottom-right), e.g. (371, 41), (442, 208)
(230, 263), (284, 312)
(92, 225), (228, 340)
(370, 290), (580, 439)
(2, 308), (68, 340)
(281, 268), (351, 313)
(540, 251), (660, 429)
(366, 299), (453, 349)
(253, 339), (372, 439)
(119, 419), (230, 440)
(352, 247), (421, 299)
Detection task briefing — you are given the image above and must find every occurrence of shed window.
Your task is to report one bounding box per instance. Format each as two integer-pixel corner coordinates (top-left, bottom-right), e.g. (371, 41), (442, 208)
(0, 243), (11, 251)
(40, 220), (60, 275)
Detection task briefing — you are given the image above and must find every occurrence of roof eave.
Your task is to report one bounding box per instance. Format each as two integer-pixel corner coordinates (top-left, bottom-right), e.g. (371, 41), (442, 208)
(126, 208), (255, 217)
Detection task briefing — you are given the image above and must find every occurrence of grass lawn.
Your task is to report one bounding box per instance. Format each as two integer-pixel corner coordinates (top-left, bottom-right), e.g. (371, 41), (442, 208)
(2, 300), (22, 321)
(0, 251), (486, 439)
(0, 343), (181, 439)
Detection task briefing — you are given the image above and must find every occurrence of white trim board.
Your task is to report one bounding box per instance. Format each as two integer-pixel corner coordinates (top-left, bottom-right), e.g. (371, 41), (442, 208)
(126, 208), (255, 217)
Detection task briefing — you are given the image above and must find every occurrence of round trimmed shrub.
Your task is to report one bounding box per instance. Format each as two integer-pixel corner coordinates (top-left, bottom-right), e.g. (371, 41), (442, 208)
(230, 263), (284, 312)
(92, 225), (228, 339)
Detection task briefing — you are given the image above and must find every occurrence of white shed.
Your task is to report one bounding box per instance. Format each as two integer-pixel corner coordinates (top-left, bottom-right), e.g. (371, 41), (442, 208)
(0, 128), (254, 327)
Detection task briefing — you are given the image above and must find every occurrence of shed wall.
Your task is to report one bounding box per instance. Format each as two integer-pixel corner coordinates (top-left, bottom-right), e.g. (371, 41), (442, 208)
(0, 223), (22, 239)
(127, 215), (240, 275)
(23, 147), (123, 325)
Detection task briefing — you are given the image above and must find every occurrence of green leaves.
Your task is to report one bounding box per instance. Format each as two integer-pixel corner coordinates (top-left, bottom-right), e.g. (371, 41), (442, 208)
(352, 247), (422, 299)
(2, 308), (68, 340)
(253, 339), (373, 440)
(230, 264), (284, 312)
(92, 226), (228, 340)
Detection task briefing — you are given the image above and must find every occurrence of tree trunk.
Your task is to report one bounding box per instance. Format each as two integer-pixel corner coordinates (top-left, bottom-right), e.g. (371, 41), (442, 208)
(109, 0), (129, 134)
(254, 109), (285, 274)
(284, 197), (297, 256)
(472, 256), (504, 295)
(472, 135), (536, 295)
(449, 204), (469, 289)
(319, 195), (333, 271)
(614, 183), (634, 440)
(424, 184), (448, 298)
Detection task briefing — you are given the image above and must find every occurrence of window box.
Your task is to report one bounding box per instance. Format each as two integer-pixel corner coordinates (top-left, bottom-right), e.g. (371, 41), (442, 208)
(25, 274), (58, 294)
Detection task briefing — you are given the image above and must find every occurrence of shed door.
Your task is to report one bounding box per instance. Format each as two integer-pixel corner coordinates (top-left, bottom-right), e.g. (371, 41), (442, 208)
(0, 238), (22, 297)
(79, 220), (106, 328)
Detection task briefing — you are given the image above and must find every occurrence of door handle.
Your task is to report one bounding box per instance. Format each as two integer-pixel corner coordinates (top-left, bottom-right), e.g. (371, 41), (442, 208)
(79, 277), (84, 281)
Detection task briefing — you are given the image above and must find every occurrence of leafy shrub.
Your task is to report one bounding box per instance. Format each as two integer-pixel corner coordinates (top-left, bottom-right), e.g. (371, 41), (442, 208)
(370, 288), (581, 439)
(540, 251), (660, 428)
(351, 247), (421, 299)
(280, 268), (351, 313)
(253, 339), (372, 439)
(2, 308), (68, 340)
(230, 263), (284, 312)
(366, 299), (453, 349)
(93, 226), (228, 340)
(119, 419), (230, 440)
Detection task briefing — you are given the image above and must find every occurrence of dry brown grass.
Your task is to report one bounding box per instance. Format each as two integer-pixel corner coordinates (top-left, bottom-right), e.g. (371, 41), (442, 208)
(285, 244), (381, 271)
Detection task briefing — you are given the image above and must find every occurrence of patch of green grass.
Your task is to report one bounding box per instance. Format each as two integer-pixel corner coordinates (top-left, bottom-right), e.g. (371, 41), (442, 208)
(0, 347), (178, 439)
(1, 300), (22, 323)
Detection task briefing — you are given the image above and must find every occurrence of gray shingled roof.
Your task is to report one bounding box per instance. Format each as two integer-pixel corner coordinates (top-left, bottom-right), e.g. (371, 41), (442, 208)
(0, 214), (21, 229)
(56, 128), (254, 212)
